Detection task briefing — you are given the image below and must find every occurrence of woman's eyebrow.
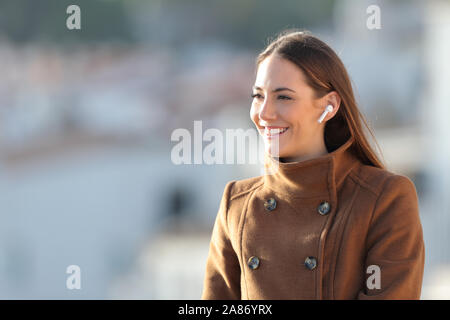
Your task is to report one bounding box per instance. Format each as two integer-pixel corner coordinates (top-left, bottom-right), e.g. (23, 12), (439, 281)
(252, 86), (296, 93)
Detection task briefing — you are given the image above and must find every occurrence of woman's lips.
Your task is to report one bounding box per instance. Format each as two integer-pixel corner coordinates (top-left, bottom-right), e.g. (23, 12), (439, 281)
(263, 127), (289, 139)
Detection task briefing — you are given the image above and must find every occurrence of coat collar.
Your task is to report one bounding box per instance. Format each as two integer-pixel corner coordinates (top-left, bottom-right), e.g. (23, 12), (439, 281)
(263, 136), (360, 199)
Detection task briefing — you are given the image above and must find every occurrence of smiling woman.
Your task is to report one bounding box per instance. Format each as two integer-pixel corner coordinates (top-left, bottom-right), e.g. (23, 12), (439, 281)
(250, 30), (382, 165)
(201, 29), (425, 300)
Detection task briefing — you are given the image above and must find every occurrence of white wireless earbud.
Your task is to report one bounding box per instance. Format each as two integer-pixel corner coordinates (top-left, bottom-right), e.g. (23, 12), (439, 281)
(318, 105), (333, 124)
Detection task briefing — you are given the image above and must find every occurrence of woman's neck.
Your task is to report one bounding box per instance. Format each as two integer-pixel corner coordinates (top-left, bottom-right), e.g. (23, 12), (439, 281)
(279, 138), (328, 163)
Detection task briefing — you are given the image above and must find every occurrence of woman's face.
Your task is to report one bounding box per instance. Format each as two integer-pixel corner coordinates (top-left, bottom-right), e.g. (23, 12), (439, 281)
(250, 54), (336, 161)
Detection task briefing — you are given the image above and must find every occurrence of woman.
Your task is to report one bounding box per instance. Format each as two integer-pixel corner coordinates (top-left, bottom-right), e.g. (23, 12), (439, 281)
(201, 30), (425, 299)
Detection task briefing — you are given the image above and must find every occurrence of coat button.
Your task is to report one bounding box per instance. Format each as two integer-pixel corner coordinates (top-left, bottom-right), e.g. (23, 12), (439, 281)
(247, 256), (260, 270)
(264, 198), (277, 211)
(304, 256), (317, 270)
(317, 201), (331, 215)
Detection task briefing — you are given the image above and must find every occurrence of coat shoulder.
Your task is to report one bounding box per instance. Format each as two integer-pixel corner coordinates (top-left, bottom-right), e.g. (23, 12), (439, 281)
(351, 164), (416, 197)
(228, 176), (264, 201)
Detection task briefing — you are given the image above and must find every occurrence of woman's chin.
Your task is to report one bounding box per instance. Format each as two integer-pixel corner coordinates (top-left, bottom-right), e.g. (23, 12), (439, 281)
(265, 144), (286, 158)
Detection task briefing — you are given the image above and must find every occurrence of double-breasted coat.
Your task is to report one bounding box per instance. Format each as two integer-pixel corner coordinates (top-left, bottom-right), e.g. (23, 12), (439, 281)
(201, 136), (425, 299)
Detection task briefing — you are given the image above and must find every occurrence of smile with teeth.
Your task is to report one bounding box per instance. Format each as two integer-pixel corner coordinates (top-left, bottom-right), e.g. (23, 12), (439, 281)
(264, 127), (289, 138)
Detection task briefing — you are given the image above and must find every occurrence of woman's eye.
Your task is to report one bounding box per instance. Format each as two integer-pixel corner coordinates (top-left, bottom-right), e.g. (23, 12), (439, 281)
(251, 93), (291, 100)
(251, 93), (263, 99)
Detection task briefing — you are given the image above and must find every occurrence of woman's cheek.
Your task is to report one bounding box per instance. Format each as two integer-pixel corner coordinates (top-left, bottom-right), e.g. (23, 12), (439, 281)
(249, 104), (257, 122)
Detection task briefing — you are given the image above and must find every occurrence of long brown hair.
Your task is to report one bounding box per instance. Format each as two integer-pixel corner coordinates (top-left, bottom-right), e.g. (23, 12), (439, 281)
(256, 29), (385, 169)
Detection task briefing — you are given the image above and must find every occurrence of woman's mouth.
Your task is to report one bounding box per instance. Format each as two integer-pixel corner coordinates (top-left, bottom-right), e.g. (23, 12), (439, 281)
(263, 127), (289, 139)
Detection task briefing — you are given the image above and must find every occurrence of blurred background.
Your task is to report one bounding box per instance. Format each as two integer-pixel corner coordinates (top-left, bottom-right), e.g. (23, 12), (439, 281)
(0, 0), (449, 299)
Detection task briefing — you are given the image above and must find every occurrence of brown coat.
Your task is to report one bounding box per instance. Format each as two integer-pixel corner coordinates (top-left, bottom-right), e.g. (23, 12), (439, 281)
(201, 136), (425, 299)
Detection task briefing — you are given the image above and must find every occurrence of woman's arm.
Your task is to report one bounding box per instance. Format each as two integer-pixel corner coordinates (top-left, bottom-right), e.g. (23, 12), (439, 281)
(201, 181), (241, 299)
(358, 174), (425, 299)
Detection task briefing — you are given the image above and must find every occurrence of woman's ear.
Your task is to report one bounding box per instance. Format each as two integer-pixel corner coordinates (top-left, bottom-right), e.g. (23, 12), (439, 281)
(325, 91), (341, 117)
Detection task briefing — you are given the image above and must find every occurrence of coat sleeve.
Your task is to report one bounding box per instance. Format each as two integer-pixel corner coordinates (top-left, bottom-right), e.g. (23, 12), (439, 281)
(201, 181), (241, 299)
(357, 174), (425, 299)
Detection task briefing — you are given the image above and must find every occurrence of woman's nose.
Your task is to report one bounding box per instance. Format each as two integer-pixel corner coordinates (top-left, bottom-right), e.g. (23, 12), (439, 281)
(259, 99), (277, 122)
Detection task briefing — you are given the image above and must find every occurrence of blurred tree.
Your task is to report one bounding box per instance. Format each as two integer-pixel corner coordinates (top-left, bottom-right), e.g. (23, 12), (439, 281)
(0, 0), (135, 44)
(0, 0), (335, 48)
(128, 0), (335, 49)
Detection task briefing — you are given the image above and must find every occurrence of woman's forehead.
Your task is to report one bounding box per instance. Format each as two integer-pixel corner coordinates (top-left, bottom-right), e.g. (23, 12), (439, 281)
(255, 56), (309, 92)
